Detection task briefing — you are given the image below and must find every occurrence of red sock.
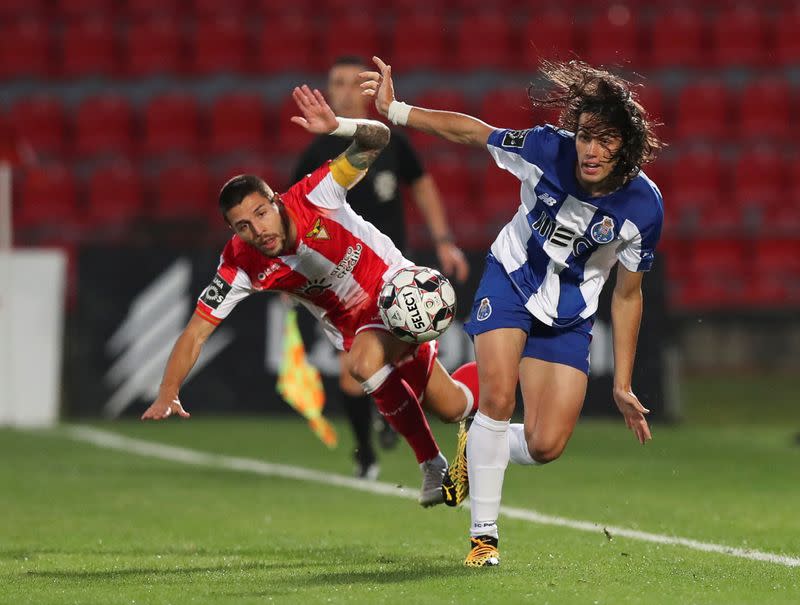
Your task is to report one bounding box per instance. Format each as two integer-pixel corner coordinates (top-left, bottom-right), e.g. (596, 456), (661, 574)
(396, 341), (438, 401)
(368, 368), (440, 463)
(451, 361), (480, 417)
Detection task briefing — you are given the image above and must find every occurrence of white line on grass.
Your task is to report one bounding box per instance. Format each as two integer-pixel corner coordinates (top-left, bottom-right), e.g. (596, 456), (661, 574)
(64, 425), (800, 569)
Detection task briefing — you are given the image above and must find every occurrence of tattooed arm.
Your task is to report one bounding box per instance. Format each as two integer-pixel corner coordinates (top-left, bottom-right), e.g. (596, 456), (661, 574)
(342, 120), (390, 169)
(291, 84), (390, 172)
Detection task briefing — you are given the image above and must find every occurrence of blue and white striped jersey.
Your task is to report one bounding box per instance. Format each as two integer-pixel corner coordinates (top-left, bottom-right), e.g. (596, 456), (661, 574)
(486, 125), (663, 328)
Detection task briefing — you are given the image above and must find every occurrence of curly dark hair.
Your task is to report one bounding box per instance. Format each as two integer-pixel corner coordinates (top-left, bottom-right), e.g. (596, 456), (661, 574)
(529, 60), (664, 189)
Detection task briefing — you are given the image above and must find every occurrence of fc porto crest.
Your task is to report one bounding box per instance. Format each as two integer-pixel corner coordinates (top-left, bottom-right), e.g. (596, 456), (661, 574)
(477, 297), (492, 322)
(590, 216), (615, 244)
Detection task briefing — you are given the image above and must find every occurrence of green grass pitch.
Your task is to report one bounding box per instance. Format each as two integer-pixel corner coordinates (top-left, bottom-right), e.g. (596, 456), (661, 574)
(1, 376), (798, 604)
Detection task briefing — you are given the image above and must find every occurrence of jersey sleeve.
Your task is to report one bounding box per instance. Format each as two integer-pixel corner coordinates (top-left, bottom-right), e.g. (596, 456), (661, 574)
(301, 155), (366, 210)
(391, 130), (425, 184)
(486, 126), (547, 181)
(194, 257), (253, 325)
(616, 195), (664, 273)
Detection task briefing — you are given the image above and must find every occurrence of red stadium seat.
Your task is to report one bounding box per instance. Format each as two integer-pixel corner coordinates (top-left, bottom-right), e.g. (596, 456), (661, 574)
(122, 0), (184, 18)
(208, 93), (268, 155)
(674, 81), (730, 143)
(253, 15), (317, 74)
(0, 0), (46, 19)
(584, 5), (640, 67)
(635, 84), (670, 142)
(123, 17), (183, 76)
(427, 158), (487, 249)
(731, 147), (785, 213)
(745, 239), (800, 306)
(736, 78), (792, 143)
(695, 204), (746, 236)
(646, 6), (704, 68)
(154, 163), (215, 222)
(0, 19), (51, 78)
(54, 0), (118, 19)
(276, 95), (315, 153)
(10, 97), (67, 158)
(189, 0), (252, 16)
(218, 158), (284, 193)
(667, 148), (722, 233)
(189, 16), (249, 75)
(774, 9), (800, 67)
(252, 0), (315, 18)
(17, 165), (81, 233)
(453, 13), (515, 71)
(73, 95), (135, 158)
(320, 15), (380, 67)
(711, 6), (767, 67)
(390, 14), (448, 72)
(60, 17), (118, 77)
(521, 9), (577, 69)
(752, 239), (800, 277)
(685, 238), (747, 306)
(389, 0), (447, 16)
(140, 93), (202, 157)
(86, 162), (145, 232)
(478, 88), (535, 130)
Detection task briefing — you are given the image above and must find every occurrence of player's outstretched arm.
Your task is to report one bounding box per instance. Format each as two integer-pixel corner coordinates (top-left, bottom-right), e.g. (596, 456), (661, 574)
(291, 84), (389, 172)
(141, 314), (216, 421)
(360, 56), (494, 148)
(610, 265), (651, 444)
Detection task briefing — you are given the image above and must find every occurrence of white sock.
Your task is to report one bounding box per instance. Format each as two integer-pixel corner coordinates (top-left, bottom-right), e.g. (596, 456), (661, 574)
(467, 411), (510, 539)
(507, 423), (540, 465)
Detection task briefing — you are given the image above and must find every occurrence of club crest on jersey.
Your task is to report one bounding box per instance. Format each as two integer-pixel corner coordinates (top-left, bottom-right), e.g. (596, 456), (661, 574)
(477, 297), (492, 322)
(306, 217), (330, 241)
(502, 129), (530, 148)
(590, 216), (615, 244)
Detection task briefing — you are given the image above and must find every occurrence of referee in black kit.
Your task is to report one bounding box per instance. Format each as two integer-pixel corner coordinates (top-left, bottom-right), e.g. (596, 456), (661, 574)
(292, 56), (469, 479)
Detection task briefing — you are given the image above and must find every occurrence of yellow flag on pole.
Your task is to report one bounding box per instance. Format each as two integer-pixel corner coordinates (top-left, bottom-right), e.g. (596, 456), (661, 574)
(276, 308), (337, 448)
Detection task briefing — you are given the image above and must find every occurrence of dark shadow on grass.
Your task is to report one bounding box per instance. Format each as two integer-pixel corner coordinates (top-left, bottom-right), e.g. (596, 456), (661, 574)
(25, 560), (312, 580)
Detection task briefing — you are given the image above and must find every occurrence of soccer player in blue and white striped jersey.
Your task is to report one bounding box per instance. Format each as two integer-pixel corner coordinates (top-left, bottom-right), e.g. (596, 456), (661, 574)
(362, 57), (665, 567)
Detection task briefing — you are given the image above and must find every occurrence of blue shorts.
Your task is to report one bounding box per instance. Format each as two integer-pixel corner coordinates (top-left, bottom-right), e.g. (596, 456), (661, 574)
(464, 255), (593, 374)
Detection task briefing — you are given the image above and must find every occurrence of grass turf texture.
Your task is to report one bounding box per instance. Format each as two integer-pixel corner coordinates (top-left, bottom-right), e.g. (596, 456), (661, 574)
(1, 376), (798, 604)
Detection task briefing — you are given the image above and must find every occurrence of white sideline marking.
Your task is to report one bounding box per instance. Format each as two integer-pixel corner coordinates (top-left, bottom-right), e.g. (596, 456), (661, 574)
(64, 425), (800, 569)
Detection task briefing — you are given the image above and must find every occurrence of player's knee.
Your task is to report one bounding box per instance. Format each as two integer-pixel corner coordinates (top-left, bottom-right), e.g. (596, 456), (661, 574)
(347, 353), (381, 384)
(529, 440), (566, 464)
(479, 392), (516, 420)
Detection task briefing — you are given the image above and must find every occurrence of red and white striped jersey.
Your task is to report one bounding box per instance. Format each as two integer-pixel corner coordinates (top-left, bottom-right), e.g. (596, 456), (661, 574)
(195, 159), (413, 350)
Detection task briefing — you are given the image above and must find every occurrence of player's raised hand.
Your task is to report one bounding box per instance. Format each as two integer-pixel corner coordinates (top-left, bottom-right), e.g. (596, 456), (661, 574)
(141, 394), (191, 421)
(613, 387), (651, 444)
(290, 85), (339, 134)
(359, 56), (396, 117)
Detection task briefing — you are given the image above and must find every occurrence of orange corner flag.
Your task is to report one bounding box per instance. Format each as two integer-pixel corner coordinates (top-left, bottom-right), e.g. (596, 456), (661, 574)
(276, 308), (337, 448)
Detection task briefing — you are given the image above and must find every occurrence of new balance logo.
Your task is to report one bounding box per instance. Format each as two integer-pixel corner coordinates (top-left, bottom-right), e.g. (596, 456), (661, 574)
(537, 192), (558, 207)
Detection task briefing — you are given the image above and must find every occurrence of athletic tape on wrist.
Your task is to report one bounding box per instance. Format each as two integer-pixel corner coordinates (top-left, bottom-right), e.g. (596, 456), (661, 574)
(331, 117), (358, 137)
(387, 100), (412, 126)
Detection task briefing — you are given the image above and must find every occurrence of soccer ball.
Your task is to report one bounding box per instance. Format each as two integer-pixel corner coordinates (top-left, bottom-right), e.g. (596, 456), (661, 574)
(378, 266), (457, 344)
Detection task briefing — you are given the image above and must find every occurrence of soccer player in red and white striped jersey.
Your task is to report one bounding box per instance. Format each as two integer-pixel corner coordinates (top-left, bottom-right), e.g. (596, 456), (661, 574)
(141, 85), (479, 507)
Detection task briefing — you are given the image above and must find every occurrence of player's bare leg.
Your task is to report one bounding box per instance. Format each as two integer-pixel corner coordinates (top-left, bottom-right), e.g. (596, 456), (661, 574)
(347, 329), (447, 506)
(514, 358), (587, 465)
(420, 360), (478, 423)
(464, 328), (527, 567)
